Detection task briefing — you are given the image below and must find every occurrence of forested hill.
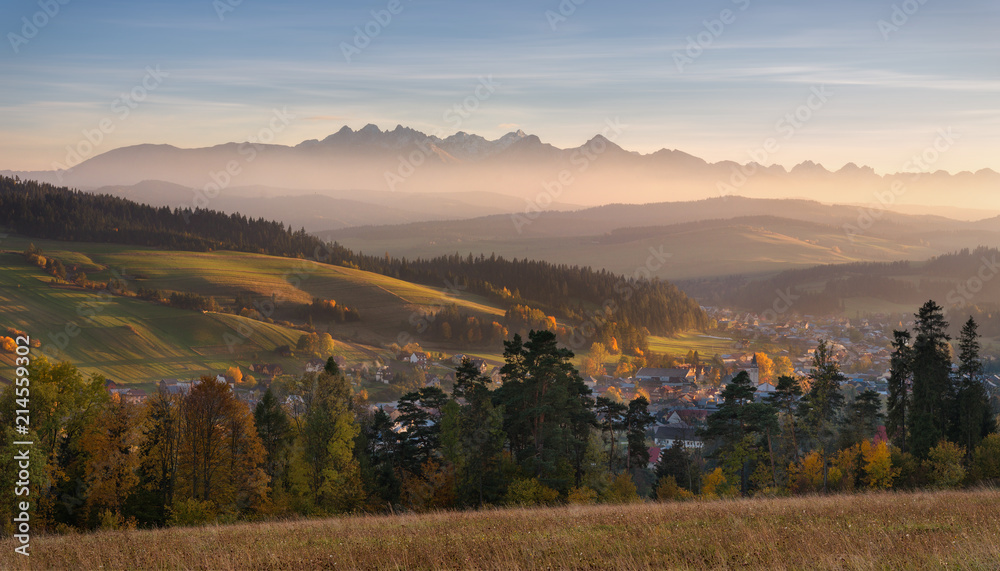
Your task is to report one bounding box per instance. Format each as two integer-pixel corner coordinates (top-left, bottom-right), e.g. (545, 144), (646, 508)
(0, 176), (706, 337)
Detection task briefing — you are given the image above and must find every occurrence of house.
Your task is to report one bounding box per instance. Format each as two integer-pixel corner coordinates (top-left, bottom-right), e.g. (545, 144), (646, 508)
(653, 425), (704, 449)
(648, 446), (661, 468)
(123, 388), (147, 405)
(250, 363), (283, 377)
(406, 352), (429, 365)
(635, 367), (695, 381)
(665, 409), (709, 427)
(159, 378), (191, 396)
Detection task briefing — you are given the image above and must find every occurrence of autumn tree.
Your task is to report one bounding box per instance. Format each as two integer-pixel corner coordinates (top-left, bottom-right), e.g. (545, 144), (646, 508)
(754, 353), (775, 384)
(81, 397), (143, 525)
(177, 377), (267, 513)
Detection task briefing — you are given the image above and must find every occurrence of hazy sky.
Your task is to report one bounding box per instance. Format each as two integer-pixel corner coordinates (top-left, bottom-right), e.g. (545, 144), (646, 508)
(2, 0), (997, 173)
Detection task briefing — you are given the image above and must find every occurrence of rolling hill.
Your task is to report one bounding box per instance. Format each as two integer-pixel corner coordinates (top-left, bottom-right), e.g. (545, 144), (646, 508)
(0, 235), (508, 384)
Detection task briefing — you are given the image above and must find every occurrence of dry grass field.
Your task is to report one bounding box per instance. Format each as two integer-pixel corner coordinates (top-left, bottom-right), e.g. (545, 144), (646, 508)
(3, 489), (999, 570)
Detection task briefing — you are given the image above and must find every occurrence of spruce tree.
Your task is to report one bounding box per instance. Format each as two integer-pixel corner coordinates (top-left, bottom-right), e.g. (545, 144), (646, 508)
(954, 317), (996, 457)
(909, 300), (953, 459)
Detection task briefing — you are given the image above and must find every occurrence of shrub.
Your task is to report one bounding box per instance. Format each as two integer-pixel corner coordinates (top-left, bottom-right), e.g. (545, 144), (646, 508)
(971, 434), (1000, 482)
(567, 486), (598, 505)
(925, 440), (966, 489)
(503, 478), (559, 507)
(167, 499), (217, 527)
(600, 473), (640, 504)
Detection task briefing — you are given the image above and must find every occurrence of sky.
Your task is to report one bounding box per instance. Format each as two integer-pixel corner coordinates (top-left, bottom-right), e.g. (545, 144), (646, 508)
(1, 0), (998, 174)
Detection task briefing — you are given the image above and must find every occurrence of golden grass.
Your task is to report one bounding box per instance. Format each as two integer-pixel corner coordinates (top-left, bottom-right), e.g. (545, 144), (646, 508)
(4, 489), (999, 570)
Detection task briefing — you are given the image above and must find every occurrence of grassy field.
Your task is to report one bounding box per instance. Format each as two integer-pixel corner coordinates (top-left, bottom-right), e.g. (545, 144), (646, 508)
(646, 332), (738, 358)
(4, 489), (999, 569)
(0, 235), (514, 382)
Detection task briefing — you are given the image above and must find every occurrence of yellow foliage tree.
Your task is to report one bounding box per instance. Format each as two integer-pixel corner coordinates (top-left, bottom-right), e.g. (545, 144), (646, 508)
(755, 353), (775, 384)
(774, 356), (795, 378)
(788, 450), (825, 494)
(226, 366), (243, 384)
(0, 337), (16, 353)
(861, 440), (898, 490)
(701, 467), (735, 499)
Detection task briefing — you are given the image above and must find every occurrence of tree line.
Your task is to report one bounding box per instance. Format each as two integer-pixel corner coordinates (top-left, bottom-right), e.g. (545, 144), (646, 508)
(0, 303), (997, 535)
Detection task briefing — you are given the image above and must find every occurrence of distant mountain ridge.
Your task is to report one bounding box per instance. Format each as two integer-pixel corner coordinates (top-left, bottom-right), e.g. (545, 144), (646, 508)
(3, 123), (998, 210)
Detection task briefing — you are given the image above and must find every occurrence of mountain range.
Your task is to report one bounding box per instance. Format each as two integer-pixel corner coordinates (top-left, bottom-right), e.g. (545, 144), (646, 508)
(5, 124), (999, 212)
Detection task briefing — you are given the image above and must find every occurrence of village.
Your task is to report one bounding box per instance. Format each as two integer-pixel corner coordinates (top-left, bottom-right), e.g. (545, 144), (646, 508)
(100, 304), (1000, 472)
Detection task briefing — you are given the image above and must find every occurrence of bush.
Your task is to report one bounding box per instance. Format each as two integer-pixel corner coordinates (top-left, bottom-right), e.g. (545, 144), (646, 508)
(167, 499), (217, 527)
(655, 475), (694, 501)
(600, 473), (640, 504)
(567, 486), (598, 505)
(503, 478), (559, 507)
(971, 434), (1000, 482)
(925, 440), (966, 489)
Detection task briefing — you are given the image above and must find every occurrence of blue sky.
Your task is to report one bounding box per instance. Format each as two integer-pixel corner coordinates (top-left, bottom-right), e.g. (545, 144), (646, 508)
(1, 0), (997, 173)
